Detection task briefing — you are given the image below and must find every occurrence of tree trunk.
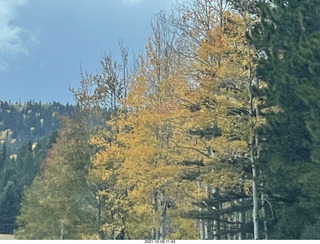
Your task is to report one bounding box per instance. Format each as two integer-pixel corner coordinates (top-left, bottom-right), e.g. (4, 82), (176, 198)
(251, 135), (259, 240)
(159, 190), (167, 240)
(205, 185), (212, 240)
(152, 189), (158, 240)
(238, 198), (246, 240)
(60, 220), (64, 240)
(261, 194), (268, 240)
(212, 187), (220, 240)
(249, 61), (259, 240)
(197, 181), (205, 240)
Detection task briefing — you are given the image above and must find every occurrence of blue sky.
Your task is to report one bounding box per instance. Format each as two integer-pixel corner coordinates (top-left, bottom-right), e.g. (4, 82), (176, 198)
(0, 0), (175, 104)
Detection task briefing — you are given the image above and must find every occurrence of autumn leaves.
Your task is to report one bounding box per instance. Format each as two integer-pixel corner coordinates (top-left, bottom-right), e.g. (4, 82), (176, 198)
(16, 0), (264, 240)
(87, 0), (259, 239)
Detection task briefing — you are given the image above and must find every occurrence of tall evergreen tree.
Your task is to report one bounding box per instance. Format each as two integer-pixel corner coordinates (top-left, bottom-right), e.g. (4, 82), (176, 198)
(249, 0), (320, 239)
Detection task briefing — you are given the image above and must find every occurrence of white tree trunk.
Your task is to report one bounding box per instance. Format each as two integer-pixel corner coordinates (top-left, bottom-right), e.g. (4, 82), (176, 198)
(249, 64), (259, 240)
(261, 194), (268, 240)
(197, 181), (205, 240)
(159, 190), (167, 240)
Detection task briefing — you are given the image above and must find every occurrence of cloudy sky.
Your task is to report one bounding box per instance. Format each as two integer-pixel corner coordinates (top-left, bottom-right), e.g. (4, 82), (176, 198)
(0, 0), (175, 104)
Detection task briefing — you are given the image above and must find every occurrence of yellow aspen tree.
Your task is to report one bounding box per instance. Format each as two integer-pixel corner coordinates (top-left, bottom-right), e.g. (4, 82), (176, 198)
(15, 116), (100, 240)
(89, 26), (201, 238)
(118, 65), (198, 239)
(170, 0), (251, 194)
(171, 0), (264, 239)
(90, 0), (263, 240)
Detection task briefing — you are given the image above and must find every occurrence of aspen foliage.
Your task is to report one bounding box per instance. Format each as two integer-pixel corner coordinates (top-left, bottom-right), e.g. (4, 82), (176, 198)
(15, 0), (266, 240)
(174, 0), (256, 188)
(15, 116), (99, 239)
(90, 39), (200, 239)
(88, 0), (261, 239)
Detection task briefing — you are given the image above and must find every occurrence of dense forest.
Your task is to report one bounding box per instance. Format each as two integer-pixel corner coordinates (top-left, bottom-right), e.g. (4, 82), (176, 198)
(3, 0), (320, 240)
(0, 101), (76, 233)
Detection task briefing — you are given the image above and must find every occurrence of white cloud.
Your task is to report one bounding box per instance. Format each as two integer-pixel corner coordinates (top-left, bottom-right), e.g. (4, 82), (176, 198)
(0, 0), (30, 71)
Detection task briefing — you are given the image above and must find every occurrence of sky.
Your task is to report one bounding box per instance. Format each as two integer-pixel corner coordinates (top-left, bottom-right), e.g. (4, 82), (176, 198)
(0, 0), (175, 104)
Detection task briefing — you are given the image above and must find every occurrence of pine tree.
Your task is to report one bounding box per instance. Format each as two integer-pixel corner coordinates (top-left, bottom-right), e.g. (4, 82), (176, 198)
(249, 0), (320, 239)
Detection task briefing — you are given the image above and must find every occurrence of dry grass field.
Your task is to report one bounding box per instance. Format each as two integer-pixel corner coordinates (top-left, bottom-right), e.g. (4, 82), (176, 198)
(0, 234), (16, 240)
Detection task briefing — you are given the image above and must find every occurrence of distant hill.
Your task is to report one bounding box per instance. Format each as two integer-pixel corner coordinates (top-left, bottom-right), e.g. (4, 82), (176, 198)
(0, 100), (76, 150)
(0, 100), (77, 234)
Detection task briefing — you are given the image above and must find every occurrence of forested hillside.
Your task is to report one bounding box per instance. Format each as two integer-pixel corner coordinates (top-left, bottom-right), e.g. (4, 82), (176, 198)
(12, 0), (320, 240)
(0, 101), (76, 234)
(0, 101), (75, 149)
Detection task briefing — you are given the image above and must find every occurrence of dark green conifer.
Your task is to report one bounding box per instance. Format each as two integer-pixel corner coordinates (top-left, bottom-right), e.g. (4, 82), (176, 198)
(249, 0), (320, 239)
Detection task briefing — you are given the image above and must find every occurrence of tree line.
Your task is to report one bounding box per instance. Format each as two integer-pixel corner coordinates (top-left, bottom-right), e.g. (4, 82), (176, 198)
(0, 101), (76, 234)
(14, 0), (320, 239)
